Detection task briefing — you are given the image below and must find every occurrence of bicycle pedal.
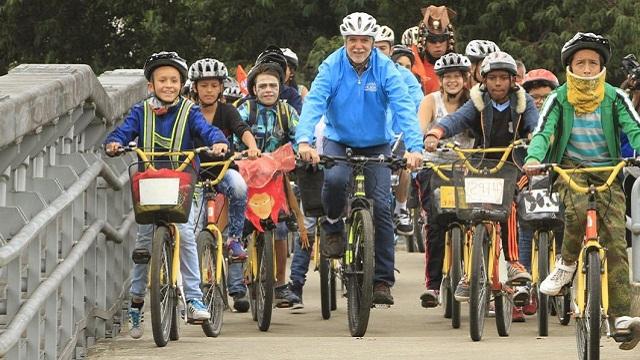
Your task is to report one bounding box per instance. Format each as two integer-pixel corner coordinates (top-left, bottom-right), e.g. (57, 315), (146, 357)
(131, 248), (150, 264)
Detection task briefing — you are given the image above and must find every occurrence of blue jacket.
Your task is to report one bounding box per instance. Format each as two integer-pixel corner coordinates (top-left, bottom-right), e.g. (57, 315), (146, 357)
(436, 84), (538, 147)
(296, 47), (423, 152)
(104, 97), (228, 153)
(280, 85), (303, 114)
(389, 64), (424, 140)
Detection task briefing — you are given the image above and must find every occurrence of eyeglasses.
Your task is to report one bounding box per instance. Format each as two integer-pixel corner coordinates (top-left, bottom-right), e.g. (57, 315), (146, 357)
(426, 32), (449, 44)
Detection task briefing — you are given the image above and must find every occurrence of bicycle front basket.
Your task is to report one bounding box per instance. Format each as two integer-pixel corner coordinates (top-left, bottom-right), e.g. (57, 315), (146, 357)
(129, 160), (197, 224)
(453, 158), (519, 222)
(517, 174), (564, 229)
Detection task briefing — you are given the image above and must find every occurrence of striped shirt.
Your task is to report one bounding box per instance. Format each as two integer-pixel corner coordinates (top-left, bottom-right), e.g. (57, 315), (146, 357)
(564, 107), (611, 166)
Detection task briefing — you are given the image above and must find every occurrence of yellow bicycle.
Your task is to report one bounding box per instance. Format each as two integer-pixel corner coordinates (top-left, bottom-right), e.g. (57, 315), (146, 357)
(123, 143), (208, 347)
(527, 159), (640, 360)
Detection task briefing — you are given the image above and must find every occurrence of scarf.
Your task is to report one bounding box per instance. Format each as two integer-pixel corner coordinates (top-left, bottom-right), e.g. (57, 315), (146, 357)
(566, 67), (606, 115)
(148, 95), (181, 116)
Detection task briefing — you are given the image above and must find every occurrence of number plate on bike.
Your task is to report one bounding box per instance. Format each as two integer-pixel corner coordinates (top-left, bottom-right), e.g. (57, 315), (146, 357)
(522, 189), (560, 213)
(439, 186), (456, 209)
(139, 178), (180, 205)
(464, 178), (504, 205)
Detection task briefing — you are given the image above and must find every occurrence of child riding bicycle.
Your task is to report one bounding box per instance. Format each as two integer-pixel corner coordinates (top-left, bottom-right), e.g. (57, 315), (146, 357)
(104, 51), (229, 339)
(524, 32), (640, 350)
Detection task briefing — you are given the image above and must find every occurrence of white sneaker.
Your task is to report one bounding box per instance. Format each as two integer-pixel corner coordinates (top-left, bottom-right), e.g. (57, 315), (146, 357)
(394, 209), (414, 235)
(539, 259), (576, 296)
(187, 299), (211, 320)
(615, 316), (640, 350)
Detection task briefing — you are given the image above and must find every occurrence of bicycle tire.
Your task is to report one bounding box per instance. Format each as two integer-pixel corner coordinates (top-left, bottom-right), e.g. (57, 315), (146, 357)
(442, 278), (452, 319)
(450, 226), (463, 329)
(576, 250), (602, 360)
(469, 223), (490, 342)
(150, 225), (175, 347)
(554, 292), (572, 326)
(256, 230), (275, 332)
(414, 208), (426, 252)
(330, 263), (338, 311)
(169, 302), (180, 341)
(495, 292), (513, 337)
(346, 209), (375, 337)
(537, 231), (550, 337)
(320, 254), (332, 319)
(197, 231), (225, 337)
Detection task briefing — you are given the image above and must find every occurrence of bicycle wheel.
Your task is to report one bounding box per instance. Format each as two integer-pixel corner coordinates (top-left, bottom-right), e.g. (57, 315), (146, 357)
(414, 208), (426, 253)
(169, 302), (180, 341)
(330, 262), (338, 311)
(320, 254), (332, 320)
(346, 209), (375, 337)
(150, 225), (176, 347)
(197, 231), (225, 337)
(469, 223), (490, 342)
(576, 250), (602, 360)
(537, 231), (551, 336)
(256, 231), (275, 331)
(449, 226), (463, 329)
(495, 292), (513, 337)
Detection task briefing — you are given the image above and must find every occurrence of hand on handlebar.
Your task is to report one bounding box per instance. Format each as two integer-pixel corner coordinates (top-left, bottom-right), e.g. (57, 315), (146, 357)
(424, 135), (439, 152)
(523, 160), (542, 176)
(105, 142), (123, 157)
(298, 142), (320, 165)
(209, 143), (228, 156)
(404, 151), (422, 171)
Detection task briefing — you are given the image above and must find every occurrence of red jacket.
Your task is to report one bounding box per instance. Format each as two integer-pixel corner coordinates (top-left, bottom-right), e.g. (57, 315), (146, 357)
(411, 45), (440, 95)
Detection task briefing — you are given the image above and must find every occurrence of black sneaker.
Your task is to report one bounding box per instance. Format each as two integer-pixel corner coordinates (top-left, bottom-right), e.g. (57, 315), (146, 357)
(274, 284), (301, 308)
(321, 231), (345, 259)
(288, 282), (304, 310)
(372, 282), (394, 305)
(232, 293), (250, 313)
(394, 209), (414, 236)
(420, 289), (440, 308)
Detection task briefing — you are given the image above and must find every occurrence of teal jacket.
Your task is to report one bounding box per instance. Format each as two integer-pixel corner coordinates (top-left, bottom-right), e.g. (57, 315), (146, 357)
(526, 83), (640, 163)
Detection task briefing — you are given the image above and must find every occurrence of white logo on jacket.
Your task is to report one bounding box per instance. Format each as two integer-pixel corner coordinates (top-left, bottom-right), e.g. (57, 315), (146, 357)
(364, 82), (377, 92)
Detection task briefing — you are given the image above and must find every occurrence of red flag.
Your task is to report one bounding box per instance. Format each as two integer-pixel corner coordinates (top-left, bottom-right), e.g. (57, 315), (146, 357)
(236, 65), (249, 95)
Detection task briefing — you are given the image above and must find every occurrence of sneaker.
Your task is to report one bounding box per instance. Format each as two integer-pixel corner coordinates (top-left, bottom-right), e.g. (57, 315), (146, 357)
(394, 209), (414, 236)
(128, 304), (144, 339)
(420, 289), (440, 308)
(539, 259), (576, 296)
(512, 306), (526, 322)
(288, 282), (304, 310)
(232, 293), (250, 313)
(523, 288), (538, 315)
(373, 282), (394, 305)
(506, 261), (532, 284)
(227, 238), (247, 260)
(321, 231), (345, 259)
(513, 286), (530, 307)
(488, 301), (496, 318)
(187, 299), (211, 320)
(454, 278), (469, 302)
(274, 284), (301, 308)
(615, 316), (640, 350)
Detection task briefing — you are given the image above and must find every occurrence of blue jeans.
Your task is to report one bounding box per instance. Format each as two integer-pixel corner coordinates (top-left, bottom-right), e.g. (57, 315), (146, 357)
(289, 216), (318, 287)
(322, 139), (395, 286)
(194, 170), (248, 296)
(130, 200), (203, 301)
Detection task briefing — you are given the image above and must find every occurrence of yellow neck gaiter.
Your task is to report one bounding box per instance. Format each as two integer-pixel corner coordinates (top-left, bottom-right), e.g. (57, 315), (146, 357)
(566, 67), (606, 115)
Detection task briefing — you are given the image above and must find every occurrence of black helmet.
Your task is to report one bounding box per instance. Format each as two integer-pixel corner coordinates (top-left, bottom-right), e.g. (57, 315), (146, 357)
(246, 62), (284, 97)
(143, 51), (188, 82)
(561, 32), (611, 67)
(256, 46), (288, 74)
(391, 45), (415, 66)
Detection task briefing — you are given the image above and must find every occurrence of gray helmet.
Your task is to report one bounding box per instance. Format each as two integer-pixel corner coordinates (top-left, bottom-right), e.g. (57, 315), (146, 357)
(560, 32), (611, 67)
(480, 51), (517, 76)
(435, 53), (471, 75)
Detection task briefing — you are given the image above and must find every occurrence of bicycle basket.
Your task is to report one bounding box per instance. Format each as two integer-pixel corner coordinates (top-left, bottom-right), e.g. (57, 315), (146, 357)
(452, 158), (519, 222)
(294, 164), (324, 217)
(517, 174), (564, 229)
(129, 160), (197, 224)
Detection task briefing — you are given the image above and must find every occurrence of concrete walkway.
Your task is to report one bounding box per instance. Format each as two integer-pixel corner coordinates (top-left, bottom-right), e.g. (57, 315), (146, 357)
(88, 251), (639, 359)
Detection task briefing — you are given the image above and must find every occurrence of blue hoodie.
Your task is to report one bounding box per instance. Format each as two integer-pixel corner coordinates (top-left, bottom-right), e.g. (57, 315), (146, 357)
(296, 47), (423, 152)
(388, 64), (424, 140)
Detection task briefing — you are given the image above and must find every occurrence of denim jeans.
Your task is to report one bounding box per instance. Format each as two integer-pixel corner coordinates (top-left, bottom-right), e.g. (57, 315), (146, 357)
(322, 139), (395, 286)
(130, 199), (203, 301)
(289, 215), (318, 287)
(193, 171), (248, 297)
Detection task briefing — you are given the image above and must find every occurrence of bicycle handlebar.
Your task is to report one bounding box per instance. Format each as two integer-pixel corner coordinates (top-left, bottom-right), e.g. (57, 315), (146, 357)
(435, 139), (528, 175)
(117, 142), (212, 172)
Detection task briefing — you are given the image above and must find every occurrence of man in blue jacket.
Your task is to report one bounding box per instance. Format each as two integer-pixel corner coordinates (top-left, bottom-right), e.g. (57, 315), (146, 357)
(104, 51), (228, 339)
(296, 12), (423, 305)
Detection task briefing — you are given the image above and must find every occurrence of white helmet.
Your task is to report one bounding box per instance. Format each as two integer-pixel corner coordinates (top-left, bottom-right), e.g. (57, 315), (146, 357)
(465, 40), (500, 63)
(434, 53), (471, 75)
(480, 51), (517, 76)
(375, 25), (395, 44)
(340, 12), (380, 38)
(401, 26), (420, 46)
(280, 48), (299, 68)
(188, 58), (228, 82)
(223, 78), (242, 100)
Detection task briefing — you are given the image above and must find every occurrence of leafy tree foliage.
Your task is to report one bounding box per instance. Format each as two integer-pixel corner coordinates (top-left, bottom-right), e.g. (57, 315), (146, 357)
(1, 0), (639, 86)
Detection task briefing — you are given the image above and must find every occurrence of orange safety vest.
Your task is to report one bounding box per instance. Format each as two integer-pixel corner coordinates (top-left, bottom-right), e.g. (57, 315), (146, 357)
(411, 45), (440, 95)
